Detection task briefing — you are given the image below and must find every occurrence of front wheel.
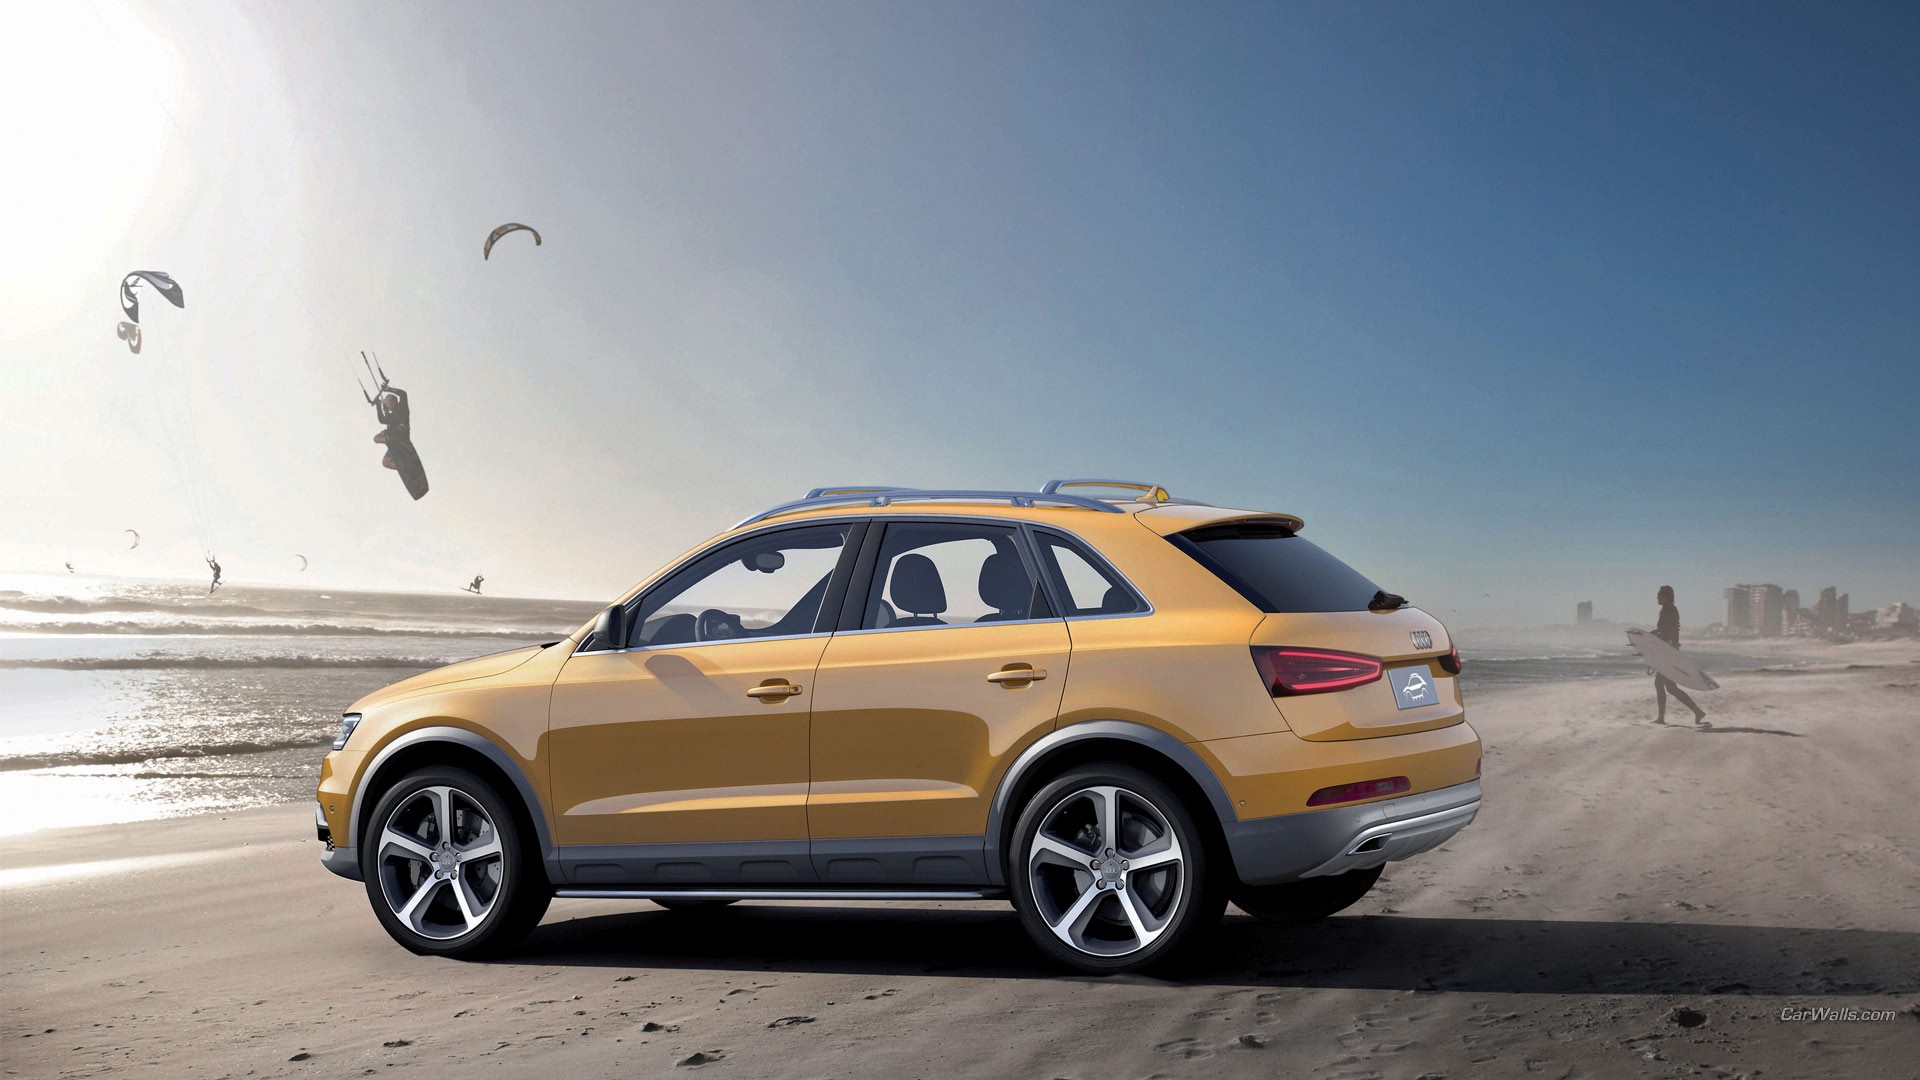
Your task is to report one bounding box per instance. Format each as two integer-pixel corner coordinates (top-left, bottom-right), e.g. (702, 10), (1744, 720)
(1008, 763), (1224, 974)
(1231, 865), (1382, 924)
(361, 766), (550, 958)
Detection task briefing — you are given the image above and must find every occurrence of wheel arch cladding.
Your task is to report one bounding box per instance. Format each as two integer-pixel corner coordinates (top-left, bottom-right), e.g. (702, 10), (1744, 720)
(985, 721), (1235, 886)
(354, 727), (556, 884)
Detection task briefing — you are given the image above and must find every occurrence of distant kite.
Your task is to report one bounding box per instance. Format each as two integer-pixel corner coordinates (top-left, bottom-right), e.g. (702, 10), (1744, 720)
(125, 529), (140, 550)
(119, 271), (184, 324)
(116, 321), (143, 354)
(295, 554), (308, 572)
(483, 223), (541, 260)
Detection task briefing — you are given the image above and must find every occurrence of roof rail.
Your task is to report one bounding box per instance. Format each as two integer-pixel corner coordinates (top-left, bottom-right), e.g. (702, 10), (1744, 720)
(802, 485), (910, 499)
(1041, 478), (1173, 504)
(736, 488), (1127, 529)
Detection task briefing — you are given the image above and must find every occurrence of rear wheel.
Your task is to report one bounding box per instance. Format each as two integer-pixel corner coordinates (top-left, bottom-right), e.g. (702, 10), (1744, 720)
(1008, 763), (1224, 974)
(361, 766), (550, 957)
(1231, 865), (1382, 924)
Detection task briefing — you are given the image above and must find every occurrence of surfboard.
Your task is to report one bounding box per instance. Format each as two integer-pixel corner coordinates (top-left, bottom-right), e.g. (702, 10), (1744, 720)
(1625, 630), (1719, 692)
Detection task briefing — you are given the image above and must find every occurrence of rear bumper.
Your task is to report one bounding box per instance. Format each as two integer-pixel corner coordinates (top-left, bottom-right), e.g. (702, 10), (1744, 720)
(1222, 779), (1481, 886)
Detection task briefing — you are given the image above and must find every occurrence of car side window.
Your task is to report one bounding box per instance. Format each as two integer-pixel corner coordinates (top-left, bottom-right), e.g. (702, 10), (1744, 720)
(862, 522), (1043, 629)
(1033, 531), (1144, 617)
(610, 524), (851, 649)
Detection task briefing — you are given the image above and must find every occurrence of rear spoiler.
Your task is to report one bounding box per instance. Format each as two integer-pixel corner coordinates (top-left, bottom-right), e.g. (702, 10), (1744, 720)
(1134, 506), (1306, 537)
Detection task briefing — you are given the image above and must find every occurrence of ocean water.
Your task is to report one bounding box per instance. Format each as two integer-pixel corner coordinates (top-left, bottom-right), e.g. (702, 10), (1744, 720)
(1449, 630), (1801, 692)
(0, 581), (1805, 836)
(0, 579), (600, 836)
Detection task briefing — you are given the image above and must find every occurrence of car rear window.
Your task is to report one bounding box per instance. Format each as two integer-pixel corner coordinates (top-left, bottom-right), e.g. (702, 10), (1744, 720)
(1170, 523), (1383, 613)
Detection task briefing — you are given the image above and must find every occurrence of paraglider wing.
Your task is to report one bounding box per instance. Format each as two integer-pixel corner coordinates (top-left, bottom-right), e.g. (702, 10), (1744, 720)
(296, 554), (308, 572)
(115, 321), (143, 354)
(118, 271), (184, 324)
(482, 223), (541, 260)
(125, 529), (140, 550)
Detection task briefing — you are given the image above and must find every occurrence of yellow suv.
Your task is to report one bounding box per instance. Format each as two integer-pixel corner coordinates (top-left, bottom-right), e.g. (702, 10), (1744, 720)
(317, 481), (1481, 973)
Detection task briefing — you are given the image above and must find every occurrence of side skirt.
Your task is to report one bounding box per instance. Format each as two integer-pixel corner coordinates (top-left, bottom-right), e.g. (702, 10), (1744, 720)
(555, 885), (1008, 901)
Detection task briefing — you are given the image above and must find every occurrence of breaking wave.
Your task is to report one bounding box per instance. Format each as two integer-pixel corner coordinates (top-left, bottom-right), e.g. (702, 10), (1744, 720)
(0, 620), (564, 639)
(0, 656), (452, 671)
(0, 737), (332, 773)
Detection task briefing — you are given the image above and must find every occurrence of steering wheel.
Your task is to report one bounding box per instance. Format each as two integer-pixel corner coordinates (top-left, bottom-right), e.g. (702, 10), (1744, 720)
(696, 608), (746, 642)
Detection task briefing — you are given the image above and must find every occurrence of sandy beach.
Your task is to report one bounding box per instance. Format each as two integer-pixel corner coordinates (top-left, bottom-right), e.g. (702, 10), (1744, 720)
(4, 640), (1916, 1078)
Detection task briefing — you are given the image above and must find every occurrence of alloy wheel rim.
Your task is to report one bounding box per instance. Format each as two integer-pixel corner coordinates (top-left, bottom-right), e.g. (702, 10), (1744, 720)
(376, 785), (505, 940)
(1026, 784), (1185, 957)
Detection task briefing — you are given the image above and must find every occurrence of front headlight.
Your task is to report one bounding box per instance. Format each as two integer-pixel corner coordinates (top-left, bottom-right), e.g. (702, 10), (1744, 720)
(331, 713), (362, 751)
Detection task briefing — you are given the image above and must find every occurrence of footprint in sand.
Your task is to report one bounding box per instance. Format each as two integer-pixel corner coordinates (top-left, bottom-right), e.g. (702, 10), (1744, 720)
(1154, 1037), (1212, 1059)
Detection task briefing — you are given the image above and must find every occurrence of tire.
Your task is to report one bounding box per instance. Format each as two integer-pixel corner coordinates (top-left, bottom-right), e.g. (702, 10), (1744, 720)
(652, 898), (739, 912)
(1231, 865), (1383, 924)
(1008, 763), (1225, 974)
(361, 766), (550, 958)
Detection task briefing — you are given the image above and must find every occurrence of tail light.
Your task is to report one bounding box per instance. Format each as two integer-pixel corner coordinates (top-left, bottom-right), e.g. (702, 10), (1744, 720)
(1251, 647), (1383, 696)
(1307, 776), (1411, 806)
(1440, 647), (1462, 675)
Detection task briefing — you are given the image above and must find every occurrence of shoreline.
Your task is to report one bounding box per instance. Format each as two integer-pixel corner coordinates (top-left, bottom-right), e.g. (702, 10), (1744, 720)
(2, 636), (1911, 841)
(5, 643), (1917, 1077)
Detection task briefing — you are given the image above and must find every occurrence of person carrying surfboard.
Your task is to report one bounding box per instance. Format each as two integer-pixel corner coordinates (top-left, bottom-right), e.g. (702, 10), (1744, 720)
(1651, 585), (1708, 727)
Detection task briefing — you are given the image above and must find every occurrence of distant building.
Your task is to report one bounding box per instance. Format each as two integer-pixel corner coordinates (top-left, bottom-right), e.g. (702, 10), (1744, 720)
(1817, 586), (1839, 631)
(1576, 601), (1593, 626)
(1746, 583), (1784, 637)
(1837, 593), (1850, 631)
(1781, 590), (1799, 633)
(1725, 586), (1752, 634)
(1880, 602), (1915, 629)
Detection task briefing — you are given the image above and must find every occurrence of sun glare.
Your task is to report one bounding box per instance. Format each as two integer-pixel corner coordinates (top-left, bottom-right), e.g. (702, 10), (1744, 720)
(0, 1), (183, 293)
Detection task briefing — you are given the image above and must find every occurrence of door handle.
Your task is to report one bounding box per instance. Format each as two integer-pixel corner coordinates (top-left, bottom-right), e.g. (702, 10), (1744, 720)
(986, 667), (1047, 685)
(746, 682), (803, 701)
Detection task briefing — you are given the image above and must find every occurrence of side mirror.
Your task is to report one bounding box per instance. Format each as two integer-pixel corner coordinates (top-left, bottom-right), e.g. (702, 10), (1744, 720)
(593, 604), (628, 650)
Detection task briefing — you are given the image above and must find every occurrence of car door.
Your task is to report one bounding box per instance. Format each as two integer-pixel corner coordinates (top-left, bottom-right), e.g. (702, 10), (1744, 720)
(806, 519), (1070, 882)
(548, 522), (859, 882)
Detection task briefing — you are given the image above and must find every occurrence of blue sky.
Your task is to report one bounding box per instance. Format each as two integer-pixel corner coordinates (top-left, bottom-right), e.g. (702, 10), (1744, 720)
(3, 1), (1915, 624)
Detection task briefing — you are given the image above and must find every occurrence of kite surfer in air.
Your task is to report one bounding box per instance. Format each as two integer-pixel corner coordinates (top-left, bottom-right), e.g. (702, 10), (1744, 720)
(358, 353), (429, 500)
(207, 556), (222, 595)
(463, 574), (484, 595)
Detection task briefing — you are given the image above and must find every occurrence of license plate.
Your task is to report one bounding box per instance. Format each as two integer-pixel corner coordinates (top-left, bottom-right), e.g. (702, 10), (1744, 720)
(1389, 665), (1439, 710)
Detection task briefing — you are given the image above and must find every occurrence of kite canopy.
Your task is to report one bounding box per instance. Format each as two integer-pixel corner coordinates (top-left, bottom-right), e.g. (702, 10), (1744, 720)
(483, 223), (541, 260)
(115, 321), (143, 354)
(296, 554), (308, 572)
(125, 529), (140, 550)
(119, 271), (184, 324)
